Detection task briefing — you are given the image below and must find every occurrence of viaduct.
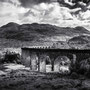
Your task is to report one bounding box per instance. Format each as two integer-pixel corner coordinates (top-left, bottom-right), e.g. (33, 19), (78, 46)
(21, 46), (90, 73)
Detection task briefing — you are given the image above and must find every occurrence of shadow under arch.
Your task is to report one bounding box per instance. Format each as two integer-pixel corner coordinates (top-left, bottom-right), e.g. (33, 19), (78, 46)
(37, 53), (52, 72)
(54, 56), (71, 73)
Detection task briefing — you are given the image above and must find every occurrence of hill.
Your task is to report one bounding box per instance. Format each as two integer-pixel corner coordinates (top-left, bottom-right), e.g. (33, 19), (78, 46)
(68, 35), (90, 49)
(0, 22), (90, 48)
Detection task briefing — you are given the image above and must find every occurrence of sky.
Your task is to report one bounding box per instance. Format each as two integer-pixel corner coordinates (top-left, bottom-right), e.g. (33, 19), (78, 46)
(0, 0), (90, 30)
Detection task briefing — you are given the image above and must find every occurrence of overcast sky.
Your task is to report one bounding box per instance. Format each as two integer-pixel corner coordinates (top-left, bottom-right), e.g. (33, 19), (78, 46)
(0, 0), (90, 30)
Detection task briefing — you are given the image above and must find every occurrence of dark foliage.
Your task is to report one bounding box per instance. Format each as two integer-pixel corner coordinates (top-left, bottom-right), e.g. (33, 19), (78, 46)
(1, 51), (21, 64)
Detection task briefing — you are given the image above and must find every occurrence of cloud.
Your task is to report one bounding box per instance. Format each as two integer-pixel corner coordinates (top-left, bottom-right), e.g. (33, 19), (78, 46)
(20, 3), (73, 24)
(58, 0), (90, 11)
(0, 0), (20, 5)
(19, 0), (52, 8)
(0, 0), (90, 30)
(0, 1), (28, 26)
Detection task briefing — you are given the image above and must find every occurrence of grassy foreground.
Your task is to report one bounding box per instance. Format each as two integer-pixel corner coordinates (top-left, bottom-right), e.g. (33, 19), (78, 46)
(0, 67), (90, 90)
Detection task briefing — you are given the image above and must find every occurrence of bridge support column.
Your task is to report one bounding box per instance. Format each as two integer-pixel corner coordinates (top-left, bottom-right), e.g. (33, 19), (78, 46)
(70, 54), (77, 72)
(39, 54), (46, 72)
(21, 49), (30, 67)
(72, 54), (76, 65)
(30, 52), (38, 71)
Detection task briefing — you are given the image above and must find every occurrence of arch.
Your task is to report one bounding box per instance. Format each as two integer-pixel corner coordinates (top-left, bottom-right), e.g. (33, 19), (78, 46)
(39, 54), (51, 72)
(54, 56), (71, 73)
(46, 55), (52, 72)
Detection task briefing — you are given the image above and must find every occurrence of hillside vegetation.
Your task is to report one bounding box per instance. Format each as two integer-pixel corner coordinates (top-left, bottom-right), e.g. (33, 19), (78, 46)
(0, 22), (90, 48)
(68, 35), (90, 49)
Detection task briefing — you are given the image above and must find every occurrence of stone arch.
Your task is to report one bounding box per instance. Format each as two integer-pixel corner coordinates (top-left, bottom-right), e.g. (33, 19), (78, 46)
(39, 54), (51, 72)
(54, 56), (71, 73)
(46, 55), (52, 72)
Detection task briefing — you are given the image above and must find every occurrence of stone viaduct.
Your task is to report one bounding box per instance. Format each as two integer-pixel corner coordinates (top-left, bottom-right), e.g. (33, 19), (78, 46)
(21, 47), (90, 73)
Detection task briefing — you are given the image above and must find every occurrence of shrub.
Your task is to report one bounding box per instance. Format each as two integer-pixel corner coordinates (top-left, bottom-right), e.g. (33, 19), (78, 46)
(78, 58), (90, 77)
(2, 50), (21, 64)
(70, 72), (79, 79)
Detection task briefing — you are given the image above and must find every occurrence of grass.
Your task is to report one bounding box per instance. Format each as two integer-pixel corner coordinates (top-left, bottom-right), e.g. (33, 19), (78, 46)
(0, 67), (90, 90)
(0, 64), (7, 71)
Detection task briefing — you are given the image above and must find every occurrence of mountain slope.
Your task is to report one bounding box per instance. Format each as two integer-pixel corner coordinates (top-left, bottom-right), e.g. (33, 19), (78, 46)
(0, 22), (90, 48)
(68, 35), (90, 44)
(68, 35), (90, 49)
(0, 22), (90, 42)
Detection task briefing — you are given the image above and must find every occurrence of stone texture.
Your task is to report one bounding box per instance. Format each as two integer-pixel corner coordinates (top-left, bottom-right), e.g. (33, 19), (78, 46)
(30, 52), (38, 71)
(39, 54), (47, 72)
(54, 56), (71, 73)
(21, 49), (30, 67)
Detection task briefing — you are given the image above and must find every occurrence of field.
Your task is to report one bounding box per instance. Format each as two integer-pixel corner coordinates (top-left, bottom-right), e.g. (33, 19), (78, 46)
(0, 63), (90, 90)
(0, 46), (90, 90)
